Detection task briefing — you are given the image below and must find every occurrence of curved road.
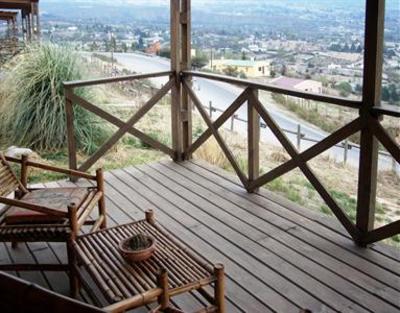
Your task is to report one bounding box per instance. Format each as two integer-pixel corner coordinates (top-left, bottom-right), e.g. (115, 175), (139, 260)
(111, 52), (397, 172)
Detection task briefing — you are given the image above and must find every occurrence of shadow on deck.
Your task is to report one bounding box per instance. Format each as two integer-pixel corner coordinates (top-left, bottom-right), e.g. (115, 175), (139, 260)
(0, 160), (399, 312)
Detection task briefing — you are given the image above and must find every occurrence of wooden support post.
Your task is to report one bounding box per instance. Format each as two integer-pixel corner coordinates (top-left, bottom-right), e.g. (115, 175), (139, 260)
(96, 168), (107, 229)
(6, 20), (10, 38)
(356, 0), (385, 242)
(170, 0), (183, 161)
(248, 89), (260, 192)
(65, 88), (78, 175)
(20, 154), (29, 188)
(31, 0), (40, 40)
(181, 0), (192, 160)
(214, 264), (225, 313)
(26, 13), (31, 42)
(21, 13), (26, 41)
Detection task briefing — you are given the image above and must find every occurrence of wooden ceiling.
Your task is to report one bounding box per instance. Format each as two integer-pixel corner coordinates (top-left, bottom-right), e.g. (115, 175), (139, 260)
(0, 0), (38, 13)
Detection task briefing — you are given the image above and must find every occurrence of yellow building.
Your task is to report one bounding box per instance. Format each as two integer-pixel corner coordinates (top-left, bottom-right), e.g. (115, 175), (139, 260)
(209, 59), (271, 78)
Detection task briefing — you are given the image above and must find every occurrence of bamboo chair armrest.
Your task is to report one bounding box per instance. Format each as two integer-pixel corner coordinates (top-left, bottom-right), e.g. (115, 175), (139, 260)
(5, 156), (100, 181)
(25, 161), (97, 180)
(0, 196), (68, 218)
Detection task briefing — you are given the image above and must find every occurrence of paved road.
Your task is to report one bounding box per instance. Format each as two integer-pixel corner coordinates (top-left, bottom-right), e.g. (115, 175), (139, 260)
(111, 52), (397, 172)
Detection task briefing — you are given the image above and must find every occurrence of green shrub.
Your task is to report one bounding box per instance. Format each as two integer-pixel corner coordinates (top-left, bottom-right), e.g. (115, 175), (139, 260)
(0, 44), (109, 154)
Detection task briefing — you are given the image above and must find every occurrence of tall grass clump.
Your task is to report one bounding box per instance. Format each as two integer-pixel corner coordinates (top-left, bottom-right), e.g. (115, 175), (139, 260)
(0, 44), (109, 154)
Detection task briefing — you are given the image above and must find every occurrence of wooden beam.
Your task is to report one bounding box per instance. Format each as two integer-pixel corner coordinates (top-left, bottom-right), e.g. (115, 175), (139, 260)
(370, 118), (400, 164)
(65, 87), (78, 172)
(362, 220), (400, 245)
(184, 80), (249, 188)
(79, 79), (174, 172)
(182, 71), (362, 109)
(356, 0), (385, 237)
(181, 0), (192, 159)
(68, 93), (175, 158)
(247, 88), (260, 192)
(250, 94), (360, 240)
(186, 86), (250, 155)
(63, 71), (172, 89)
(170, 0), (182, 160)
(248, 118), (362, 190)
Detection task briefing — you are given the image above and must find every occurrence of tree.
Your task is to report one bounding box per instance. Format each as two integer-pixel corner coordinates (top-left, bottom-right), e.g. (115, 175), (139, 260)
(337, 82), (352, 97)
(89, 41), (99, 52)
(223, 66), (239, 77)
(121, 42), (128, 53)
(158, 49), (171, 59)
(192, 55), (209, 69)
(110, 37), (117, 52)
(138, 37), (144, 50)
(131, 42), (136, 51)
(104, 39), (110, 52)
(281, 64), (287, 76)
(241, 51), (248, 60)
(389, 84), (399, 104)
(382, 86), (391, 102)
(239, 72), (247, 79)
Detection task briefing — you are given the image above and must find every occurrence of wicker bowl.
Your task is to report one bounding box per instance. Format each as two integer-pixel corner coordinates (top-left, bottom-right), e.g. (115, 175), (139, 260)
(118, 234), (156, 263)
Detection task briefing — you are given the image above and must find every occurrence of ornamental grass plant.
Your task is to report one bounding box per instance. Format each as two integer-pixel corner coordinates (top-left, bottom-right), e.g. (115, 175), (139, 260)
(0, 44), (109, 154)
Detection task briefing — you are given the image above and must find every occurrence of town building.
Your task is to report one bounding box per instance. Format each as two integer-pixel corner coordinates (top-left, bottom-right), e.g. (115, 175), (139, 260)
(271, 76), (323, 94)
(208, 59), (271, 78)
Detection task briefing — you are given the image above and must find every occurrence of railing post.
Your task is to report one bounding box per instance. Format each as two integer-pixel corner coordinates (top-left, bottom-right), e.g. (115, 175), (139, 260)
(392, 157), (397, 175)
(181, 0), (192, 160)
(248, 88), (260, 192)
(230, 114), (236, 132)
(65, 87), (78, 174)
(356, 0), (385, 244)
(209, 101), (213, 118)
(170, 0), (183, 161)
(296, 124), (302, 151)
(343, 139), (349, 165)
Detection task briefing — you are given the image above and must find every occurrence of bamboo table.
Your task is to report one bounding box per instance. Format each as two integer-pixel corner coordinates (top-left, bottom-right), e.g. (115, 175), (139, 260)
(73, 210), (225, 313)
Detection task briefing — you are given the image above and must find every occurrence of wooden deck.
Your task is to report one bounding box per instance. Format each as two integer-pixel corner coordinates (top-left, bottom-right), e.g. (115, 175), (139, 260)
(0, 159), (399, 312)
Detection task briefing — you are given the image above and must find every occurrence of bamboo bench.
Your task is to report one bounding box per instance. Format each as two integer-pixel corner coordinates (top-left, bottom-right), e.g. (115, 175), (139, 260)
(73, 210), (225, 313)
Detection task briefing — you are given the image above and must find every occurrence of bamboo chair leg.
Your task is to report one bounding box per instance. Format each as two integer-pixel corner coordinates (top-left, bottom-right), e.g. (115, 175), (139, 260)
(96, 169), (107, 229)
(214, 264), (225, 313)
(158, 269), (170, 311)
(68, 203), (79, 298)
(67, 241), (79, 298)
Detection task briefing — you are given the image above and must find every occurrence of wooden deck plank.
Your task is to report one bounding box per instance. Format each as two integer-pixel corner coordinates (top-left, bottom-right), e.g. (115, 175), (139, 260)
(186, 160), (400, 281)
(1, 160), (399, 313)
(162, 162), (400, 299)
(191, 159), (400, 264)
(152, 161), (400, 311)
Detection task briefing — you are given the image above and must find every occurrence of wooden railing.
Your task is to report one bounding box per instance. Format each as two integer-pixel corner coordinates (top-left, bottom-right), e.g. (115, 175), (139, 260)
(64, 0), (398, 246)
(64, 71), (177, 173)
(180, 69), (400, 246)
(64, 67), (399, 246)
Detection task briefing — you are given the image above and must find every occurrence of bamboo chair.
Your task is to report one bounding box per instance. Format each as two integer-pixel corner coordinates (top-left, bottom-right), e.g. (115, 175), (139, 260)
(0, 271), (106, 313)
(0, 153), (107, 295)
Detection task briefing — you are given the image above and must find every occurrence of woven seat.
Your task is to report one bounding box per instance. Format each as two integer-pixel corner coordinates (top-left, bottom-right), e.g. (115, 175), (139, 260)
(0, 153), (107, 296)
